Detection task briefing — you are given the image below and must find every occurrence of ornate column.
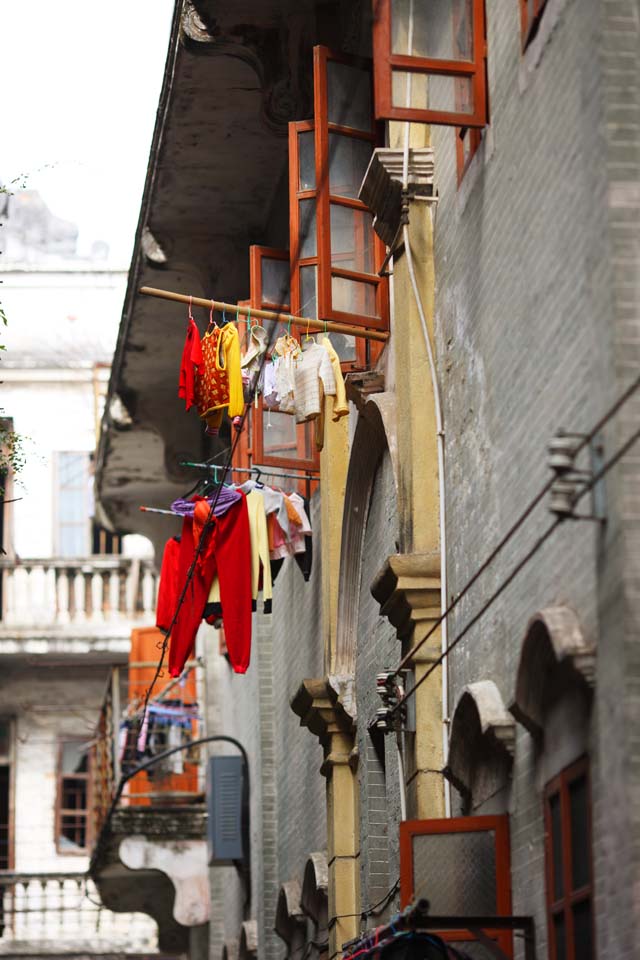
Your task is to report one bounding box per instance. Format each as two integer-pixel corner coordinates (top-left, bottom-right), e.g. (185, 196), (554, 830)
(371, 553), (445, 820)
(291, 679), (359, 960)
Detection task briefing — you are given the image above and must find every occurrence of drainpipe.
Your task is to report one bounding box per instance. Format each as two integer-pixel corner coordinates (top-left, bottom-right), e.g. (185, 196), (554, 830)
(401, 0), (451, 817)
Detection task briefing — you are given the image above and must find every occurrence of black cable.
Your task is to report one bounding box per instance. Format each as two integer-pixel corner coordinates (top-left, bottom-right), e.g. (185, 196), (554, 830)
(331, 878), (400, 923)
(393, 421), (640, 715)
(392, 371), (640, 678)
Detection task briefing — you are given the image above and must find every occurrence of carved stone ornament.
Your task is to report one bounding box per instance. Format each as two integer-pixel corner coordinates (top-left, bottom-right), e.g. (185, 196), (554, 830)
(444, 680), (515, 798)
(359, 147), (436, 247)
(275, 881), (306, 944)
(510, 606), (596, 738)
(239, 920), (258, 960)
(301, 852), (328, 922)
(371, 553), (441, 654)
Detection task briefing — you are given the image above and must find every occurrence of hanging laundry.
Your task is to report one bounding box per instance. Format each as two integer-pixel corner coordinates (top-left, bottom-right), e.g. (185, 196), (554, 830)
(273, 333), (301, 414)
(156, 536), (181, 634)
(293, 339), (337, 423)
(320, 335), (349, 422)
(194, 322), (244, 436)
(241, 325), (268, 401)
(178, 315), (204, 412)
(170, 488), (241, 518)
(168, 494), (252, 677)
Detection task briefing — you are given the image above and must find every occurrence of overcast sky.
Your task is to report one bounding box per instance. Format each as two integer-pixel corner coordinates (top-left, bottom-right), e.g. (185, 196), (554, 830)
(2, 0), (175, 265)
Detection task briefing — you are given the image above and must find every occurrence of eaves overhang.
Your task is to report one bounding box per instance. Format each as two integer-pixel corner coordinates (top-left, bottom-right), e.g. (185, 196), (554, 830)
(96, 0), (315, 552)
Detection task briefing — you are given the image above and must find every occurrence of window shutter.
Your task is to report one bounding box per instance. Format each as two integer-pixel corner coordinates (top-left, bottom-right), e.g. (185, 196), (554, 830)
(373, 0), (488, 128)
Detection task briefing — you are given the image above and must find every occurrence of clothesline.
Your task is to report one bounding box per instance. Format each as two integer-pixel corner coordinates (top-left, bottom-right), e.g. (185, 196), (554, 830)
(139, 286), (389, 343)
(181, 461), (320, 483)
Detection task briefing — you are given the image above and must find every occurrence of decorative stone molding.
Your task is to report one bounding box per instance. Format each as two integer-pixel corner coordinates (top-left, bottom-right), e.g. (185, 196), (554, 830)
(344, 371), (385, 411)
(334, 395), (398, 675)
(510, 606), (596, 738)
(275, 881), (306, 944)
(119, 836), (209, 926)
(359, 147), (436, 246)
(371, 552), (441, 654)
(239, 920), (258, 960)
(291, 678), (355, 765)
(141, 227), (168, 267)
(222, 939), (239, 960)
(301, 852), (328, 923)
(444, 681), (515, 800)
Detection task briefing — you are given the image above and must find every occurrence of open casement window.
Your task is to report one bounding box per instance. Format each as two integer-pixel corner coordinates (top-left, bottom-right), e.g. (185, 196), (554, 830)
(56, 739), (91, 855)
(373, 0), (488, 128)
(544, 757), (595, 960)
(400, 815), (513, 957)
(289, 49), (388, 372)
(233, 249), (320, 481)
(520, 0), (549, 50)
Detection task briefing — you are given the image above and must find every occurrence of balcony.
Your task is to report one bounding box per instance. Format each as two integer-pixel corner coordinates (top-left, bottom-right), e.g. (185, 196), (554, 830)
(0, 556), (158, 658)
(90, 666), (208, 955)
(0, 870), (158, 956)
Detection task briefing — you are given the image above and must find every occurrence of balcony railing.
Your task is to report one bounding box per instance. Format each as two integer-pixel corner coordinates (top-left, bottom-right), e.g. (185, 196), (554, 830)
(0, 556), (158, 629)
(0, 870), (157, 953)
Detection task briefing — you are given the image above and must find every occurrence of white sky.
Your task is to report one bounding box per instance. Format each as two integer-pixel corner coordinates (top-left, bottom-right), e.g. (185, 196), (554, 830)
(1, 0), (175, 265)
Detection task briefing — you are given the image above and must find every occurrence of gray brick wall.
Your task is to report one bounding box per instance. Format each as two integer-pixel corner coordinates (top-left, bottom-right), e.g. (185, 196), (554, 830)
(355, 450), (401, 920)
(425, 0), (640, 956)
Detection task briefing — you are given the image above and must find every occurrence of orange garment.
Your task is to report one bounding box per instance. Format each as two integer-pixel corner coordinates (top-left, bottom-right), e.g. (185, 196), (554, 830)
(284, 495), (303, 527)
(195, 324), (244, 423)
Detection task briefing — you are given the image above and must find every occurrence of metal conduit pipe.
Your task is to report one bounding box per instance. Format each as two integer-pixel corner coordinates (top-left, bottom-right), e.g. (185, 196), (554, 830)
(401, 0), (451, 815)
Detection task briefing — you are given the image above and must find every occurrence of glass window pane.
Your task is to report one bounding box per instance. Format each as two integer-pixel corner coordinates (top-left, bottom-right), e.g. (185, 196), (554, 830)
(570, 774), (590, 890)
(261, 409), (313, 462)
(552, 912), (566, 960)
(392, 70), (474, 115)
(327, 332), (356, 364)
(572, 900), (593, 960)
(261, 257), (290, 308)
(330, 205), (375, 275)
(0, 720), (11, 759)
(331, 277), (378, 318)
(299, 265), (318, 320)
(298, 130), (316, 191)
(297, 199), (317, 259)
(62, 778), (87, 810)
(60, 814), (87, 850)
(391, 0), (474, 60)
(327, 60), (372, 132)
(59, 524), (87, 557)
(549, 792), (564, 900)
(61, 741), (88, 775)
(329, 134), (373, 199)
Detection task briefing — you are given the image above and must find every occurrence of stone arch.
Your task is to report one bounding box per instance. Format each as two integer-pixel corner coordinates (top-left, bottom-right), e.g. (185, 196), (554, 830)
(239, 920), (258, 960)
(274, 881), (306, 960)
(222, 940), (239, 960)
(510, 606), (595, 739)
(334, 394), (398, 677)
(301, 852), (328, 954)
(444, 681), (515, 812)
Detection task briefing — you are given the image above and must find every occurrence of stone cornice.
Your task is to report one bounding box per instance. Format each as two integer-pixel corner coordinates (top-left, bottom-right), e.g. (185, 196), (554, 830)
(291, 677), (356, 761)
(371, 552), (441, 653)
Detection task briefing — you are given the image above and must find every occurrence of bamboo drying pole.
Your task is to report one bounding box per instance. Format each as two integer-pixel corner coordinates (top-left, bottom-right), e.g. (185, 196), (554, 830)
(139, 286), (389, 343)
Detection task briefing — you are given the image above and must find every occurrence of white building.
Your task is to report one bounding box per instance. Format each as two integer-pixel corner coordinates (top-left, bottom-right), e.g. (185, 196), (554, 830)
(0, 195), (159, 958)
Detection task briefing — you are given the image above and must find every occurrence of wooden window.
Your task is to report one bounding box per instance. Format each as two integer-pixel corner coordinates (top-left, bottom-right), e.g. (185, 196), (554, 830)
(289, 48), (388, 372)
(372, 0), (488, 128)
(56, 739), (91, 854)
(400, 815), (513, 957)
(520, 0), (549, 50)
(0, 718), (14, 870)
(544, 757), (595, 960)
(233, 248), (320, 481)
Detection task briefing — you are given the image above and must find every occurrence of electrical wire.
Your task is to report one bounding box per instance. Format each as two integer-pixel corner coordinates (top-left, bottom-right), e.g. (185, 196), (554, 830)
(331, 878), (400, 923)
(392, 421), (640, 716)
(391, 371), (640, 679)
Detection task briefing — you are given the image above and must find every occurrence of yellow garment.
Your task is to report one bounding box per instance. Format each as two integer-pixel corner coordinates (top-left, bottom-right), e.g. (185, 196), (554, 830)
(208, 489), (272, 608)
(320, 335), (349, 421)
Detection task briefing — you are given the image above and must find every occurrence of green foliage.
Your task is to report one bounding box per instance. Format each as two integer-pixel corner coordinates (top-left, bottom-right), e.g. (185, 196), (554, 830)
(0, 423), (26, 495)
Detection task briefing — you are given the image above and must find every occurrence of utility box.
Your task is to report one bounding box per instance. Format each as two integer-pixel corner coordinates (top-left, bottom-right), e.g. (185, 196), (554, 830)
(206, 755), (244, 864)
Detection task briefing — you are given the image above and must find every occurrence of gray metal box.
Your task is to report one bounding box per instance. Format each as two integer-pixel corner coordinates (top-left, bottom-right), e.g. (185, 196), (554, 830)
(206, 755), (244, 864)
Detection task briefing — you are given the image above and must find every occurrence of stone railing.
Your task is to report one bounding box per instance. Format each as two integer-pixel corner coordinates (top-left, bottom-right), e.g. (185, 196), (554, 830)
(0, 871), (157, 953)
(0, 556), (158, 629)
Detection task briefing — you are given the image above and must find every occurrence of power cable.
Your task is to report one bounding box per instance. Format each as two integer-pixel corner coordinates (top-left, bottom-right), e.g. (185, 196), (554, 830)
(392, 420), (640, 716)
(391, 371), (640, 679)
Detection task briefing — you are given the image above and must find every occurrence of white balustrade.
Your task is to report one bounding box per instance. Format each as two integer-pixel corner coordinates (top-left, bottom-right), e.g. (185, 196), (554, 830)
(0, 558), (158, 630)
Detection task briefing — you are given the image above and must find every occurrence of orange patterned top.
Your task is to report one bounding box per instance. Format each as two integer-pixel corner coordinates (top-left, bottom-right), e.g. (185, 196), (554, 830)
(195, 324), (244, 419)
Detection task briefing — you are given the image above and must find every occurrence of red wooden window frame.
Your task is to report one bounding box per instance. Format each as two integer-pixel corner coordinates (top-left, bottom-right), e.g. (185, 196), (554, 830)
(400, 815), (513, 957)
(55, 738), (92, 855)
(543, 756), (595, 960)
(372, 0), (488, 128)
(520, 0), (549, 50)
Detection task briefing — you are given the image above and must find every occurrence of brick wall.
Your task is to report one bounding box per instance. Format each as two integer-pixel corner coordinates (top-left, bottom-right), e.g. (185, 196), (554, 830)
(423, 0), (640, 955)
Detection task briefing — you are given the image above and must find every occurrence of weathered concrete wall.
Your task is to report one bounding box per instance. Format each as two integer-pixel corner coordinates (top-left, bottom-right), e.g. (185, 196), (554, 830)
(428, 0), (639, 956)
